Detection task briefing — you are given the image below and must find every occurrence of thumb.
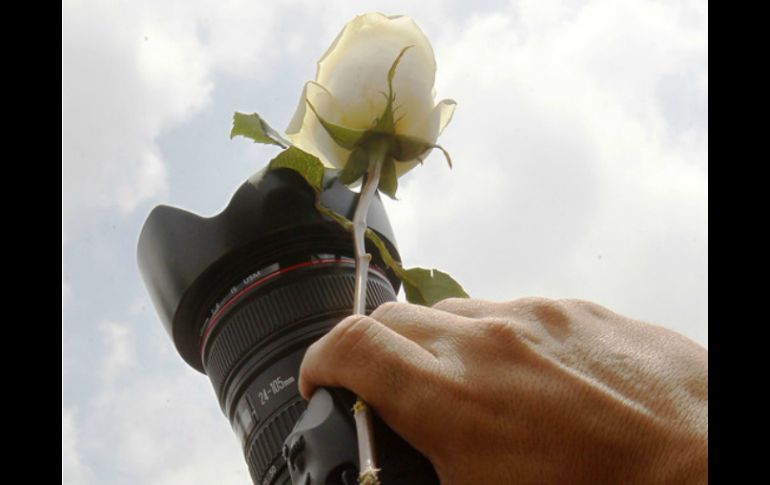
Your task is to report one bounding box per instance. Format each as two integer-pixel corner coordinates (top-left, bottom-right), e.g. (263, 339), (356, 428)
(299, 314), (436, 427)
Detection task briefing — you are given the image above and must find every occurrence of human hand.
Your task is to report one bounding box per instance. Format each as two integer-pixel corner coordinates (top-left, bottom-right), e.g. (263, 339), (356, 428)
(299, 297), (708, 484)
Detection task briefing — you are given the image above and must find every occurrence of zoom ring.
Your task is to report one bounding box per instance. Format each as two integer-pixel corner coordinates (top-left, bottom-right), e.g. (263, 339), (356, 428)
(203, 271), (395, 405)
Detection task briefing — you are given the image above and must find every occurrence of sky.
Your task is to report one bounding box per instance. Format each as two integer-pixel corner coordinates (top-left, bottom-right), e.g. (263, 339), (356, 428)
(62, 0), (708, 483)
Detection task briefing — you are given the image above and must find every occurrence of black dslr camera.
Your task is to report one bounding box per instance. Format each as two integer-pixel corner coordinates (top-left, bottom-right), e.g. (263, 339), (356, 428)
(137, 167), (438, 484)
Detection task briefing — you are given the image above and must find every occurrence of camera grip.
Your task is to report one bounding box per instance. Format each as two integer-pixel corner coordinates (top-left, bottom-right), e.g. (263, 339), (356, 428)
(284, 387), (439, 485)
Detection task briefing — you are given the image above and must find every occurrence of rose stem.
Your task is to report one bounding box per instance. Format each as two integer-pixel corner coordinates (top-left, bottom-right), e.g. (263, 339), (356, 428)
(350, 140), (387, 485)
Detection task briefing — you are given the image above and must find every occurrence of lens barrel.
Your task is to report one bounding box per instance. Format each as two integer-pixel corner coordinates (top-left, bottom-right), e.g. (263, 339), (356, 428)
(137, 167), (405, 484)
(201, 258), (396, 484)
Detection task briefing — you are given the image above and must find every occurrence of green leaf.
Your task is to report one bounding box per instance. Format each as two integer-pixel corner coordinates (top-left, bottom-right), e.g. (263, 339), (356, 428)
(401, 268), (469, 306)
(363, 228), (403, 273)
(378, 157), (398, 199)
(388, 45), (414, 90)
(374, 45), (414, 134)
(316, 203), (353, 231)
(363, 228), (469, 306)
(264, 146), (467, 308)
(268, 146), (325, 191)
(391, 134), (431, 161)
(391, 135), (453, 169)
(306, 100), (366, 149)
(338, 147), (370, 185)
(231, 112), (288, 148)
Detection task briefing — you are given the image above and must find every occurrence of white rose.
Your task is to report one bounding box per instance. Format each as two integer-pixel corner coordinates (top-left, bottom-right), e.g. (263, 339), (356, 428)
(285, 12), (456, 180)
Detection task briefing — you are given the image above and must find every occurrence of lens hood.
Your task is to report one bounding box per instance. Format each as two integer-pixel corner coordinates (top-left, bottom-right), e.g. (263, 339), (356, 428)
(137, 167), (401, 372)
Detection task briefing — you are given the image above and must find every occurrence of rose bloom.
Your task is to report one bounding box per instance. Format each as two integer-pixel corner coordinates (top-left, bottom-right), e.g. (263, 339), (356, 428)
(286, 12), (456, 178)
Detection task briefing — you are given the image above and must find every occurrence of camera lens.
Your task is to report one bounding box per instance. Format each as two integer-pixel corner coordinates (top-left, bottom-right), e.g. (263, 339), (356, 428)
(200, 254), (396, 484)
(138, 168), (406, 484)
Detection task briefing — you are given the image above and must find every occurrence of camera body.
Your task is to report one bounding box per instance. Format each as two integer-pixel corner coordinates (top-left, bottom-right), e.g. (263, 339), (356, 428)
(137, 167), (437, 484)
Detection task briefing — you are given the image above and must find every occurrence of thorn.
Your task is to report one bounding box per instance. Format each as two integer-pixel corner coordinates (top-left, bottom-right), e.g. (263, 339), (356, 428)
(359, 468), (382, 485)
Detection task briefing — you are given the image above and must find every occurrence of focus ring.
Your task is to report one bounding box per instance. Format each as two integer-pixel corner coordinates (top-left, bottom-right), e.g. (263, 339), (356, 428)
(203, 270), (395, 407)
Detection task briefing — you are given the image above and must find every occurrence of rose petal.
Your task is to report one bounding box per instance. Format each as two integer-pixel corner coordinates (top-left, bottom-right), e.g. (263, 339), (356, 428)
(435, 98), (458, 136)
(316, 13), (437, 131)
(286, 81), (352, 169)
(394, 99), (457, 178)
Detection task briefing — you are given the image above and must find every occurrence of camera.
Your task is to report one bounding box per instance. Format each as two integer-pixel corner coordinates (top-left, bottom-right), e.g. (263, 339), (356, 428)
(137, 166), (438, 484)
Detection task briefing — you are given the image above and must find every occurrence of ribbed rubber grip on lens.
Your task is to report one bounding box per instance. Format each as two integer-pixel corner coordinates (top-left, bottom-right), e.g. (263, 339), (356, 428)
(203, 272), (395, 402)
(246, 397), (306, 485)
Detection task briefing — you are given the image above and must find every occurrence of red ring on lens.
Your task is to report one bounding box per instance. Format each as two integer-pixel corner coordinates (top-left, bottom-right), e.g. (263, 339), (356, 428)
(199, 258), (387, 358)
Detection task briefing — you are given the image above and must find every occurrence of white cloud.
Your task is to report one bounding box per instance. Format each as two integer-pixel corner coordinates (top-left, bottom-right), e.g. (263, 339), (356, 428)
(62, 229), (70, 308)
(88, 358), (251, 484)
(385, 0), (707, 345)
(61, 0), (284, 218)
(63, 408), (93, 485)
(63, 317), (252, 484)
(61, 3), (289, 481)
(100, 321), (136, 383)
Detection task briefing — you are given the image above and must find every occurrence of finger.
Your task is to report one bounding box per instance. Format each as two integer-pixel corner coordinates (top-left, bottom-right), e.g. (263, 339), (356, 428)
(369, 301), (478, 349)
(299, 314), (436, 425)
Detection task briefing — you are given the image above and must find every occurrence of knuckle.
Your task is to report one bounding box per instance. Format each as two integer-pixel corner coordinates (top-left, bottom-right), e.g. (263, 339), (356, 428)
(510, 296), (557, 310)
(558, 298), (612, 317)
(473, 316), (541, 355)
(370, 300), (401, 321)
(505, 297), (569, 325)
(478, 317), (519, 339)
(530, 298), (570, 327)
(329, 315), (380, 356)
(432, 297), (467, 311)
